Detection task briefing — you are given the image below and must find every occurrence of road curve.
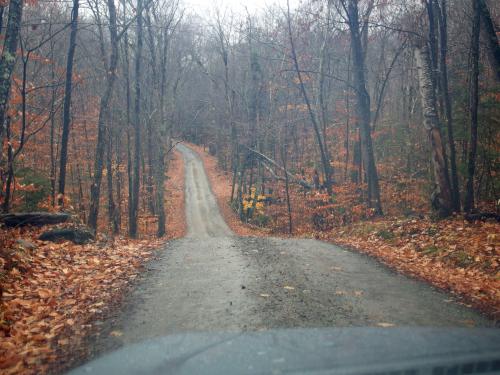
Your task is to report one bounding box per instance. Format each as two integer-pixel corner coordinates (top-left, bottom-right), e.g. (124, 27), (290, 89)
(91, 143), (493, 357)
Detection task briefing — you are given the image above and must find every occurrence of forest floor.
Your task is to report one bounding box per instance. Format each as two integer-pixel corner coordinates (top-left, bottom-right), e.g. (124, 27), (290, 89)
(0, 150), (186, 374)
(189, 143), (500, 322)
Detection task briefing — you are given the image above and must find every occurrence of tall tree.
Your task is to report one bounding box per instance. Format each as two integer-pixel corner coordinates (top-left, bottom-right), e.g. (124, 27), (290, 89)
(478, 0), (500, 81)
(286, 0), (333, 195)
(88, 0), (119, 232)
(436, 0), (460, 211)
(414, 39), (453, 217)
(129, 0), (144, 238)
(343, 0), (382, 214)
(464, 0), (481, 213)
(0, 0), (24, 166)
(57, 0), (79, 206)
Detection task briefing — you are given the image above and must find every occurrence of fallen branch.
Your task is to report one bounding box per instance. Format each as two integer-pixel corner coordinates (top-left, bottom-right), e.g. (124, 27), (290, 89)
(0, 212), (71, 227)
(464, 212), (500, 222)
(241, 145), (312, 190)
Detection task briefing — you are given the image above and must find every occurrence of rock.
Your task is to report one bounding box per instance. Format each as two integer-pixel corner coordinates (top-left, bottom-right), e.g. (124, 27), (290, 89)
(0, 212), (71, 227)
(39, 227), (94, 245)
(16, 239), (37, 250)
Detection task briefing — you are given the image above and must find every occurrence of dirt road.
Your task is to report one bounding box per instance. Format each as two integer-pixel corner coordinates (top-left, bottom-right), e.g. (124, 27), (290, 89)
(93, 144), (493, 354)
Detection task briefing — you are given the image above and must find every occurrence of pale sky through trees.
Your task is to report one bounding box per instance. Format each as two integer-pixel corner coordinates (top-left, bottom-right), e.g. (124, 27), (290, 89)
(183, 0), (299, 17)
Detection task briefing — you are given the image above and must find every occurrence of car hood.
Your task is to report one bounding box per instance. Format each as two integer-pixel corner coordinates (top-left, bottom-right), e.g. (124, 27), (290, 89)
(68, 327), (500, 375)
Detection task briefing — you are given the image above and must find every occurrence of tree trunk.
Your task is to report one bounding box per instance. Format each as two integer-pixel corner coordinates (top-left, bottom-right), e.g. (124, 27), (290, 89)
(465, 0), (481, 213)
(121, 0), (134, 235)
(2, 117), (13, 212)
(88, 0), (119, 232)
(286, 2), (333, 195)
(0, 0), (24, 146)
(346, 0), (382, 215)
(437, 0), (460, 212)
(414, 42), (453, 217)
(115, 137), (123, 232)
(129, 0), (144, 238)
(106, 133), (118, 234)
(478, 0), (500, 81)
(57, 0), (79, 207)
(317, 11), (334, 183)
(49, 36), (57, 207)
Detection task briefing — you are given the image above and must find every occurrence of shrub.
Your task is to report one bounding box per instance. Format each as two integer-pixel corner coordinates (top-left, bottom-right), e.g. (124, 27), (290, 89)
(376, 229), (395, 240)
(15, 167), (51, 211)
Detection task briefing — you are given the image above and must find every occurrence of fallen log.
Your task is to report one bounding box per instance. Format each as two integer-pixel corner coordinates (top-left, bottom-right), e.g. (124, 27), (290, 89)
(39, 227), (94, 245)
(0, 212), (71, 227)
(464, 212), (500, 222)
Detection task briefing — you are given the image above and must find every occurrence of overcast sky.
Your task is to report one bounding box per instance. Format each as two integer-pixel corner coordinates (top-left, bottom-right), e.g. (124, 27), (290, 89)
(183, 0), (298, 18)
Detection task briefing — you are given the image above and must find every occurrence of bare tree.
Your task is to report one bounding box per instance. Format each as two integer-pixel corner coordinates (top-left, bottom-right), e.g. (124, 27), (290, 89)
(88, 0), (119, 232)
(0, 0), (24, 182)
(414, 39), (453, 217)
(464, 0), (481, 213)
(342, 0), (382, 214)
(57, 0), (79, 207)
(129, 0), (144, 238)
(286, 0), (333, 195)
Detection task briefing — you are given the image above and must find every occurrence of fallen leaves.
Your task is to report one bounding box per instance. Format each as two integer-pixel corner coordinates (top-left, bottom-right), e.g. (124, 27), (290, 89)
(0, 229), (162, 374)
(37, 289), (52, 299)
(163, 150), (187, 239)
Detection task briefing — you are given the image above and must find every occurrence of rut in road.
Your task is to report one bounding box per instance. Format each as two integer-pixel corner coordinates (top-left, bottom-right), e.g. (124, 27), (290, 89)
(96, 144), (493, 352)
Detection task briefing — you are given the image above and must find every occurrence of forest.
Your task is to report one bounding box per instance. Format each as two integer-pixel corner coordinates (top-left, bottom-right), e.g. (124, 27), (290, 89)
(0, 0), (498, 233)
(0, 0), (499, 373)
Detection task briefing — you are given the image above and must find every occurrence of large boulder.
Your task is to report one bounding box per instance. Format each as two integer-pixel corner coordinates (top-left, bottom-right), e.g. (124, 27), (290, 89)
(39, 227), (94, 245)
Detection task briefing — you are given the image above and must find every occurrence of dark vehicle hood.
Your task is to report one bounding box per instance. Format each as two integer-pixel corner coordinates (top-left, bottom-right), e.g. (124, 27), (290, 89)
(69, 327), (500, 375)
